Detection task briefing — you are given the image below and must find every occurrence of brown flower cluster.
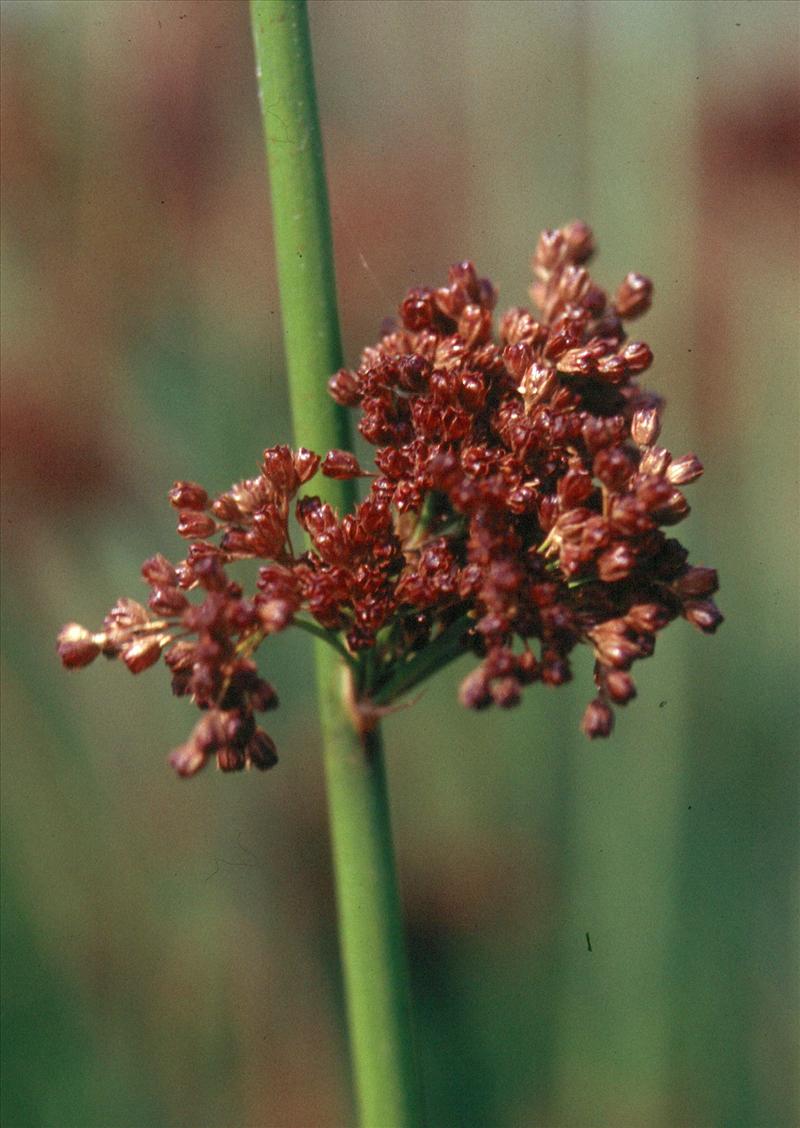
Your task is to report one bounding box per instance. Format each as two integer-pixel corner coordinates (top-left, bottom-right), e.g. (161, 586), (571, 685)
(58, 222), (722, 773)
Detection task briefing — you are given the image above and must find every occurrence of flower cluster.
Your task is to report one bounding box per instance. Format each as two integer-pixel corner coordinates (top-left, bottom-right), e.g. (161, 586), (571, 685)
(58, 222), (722, 773)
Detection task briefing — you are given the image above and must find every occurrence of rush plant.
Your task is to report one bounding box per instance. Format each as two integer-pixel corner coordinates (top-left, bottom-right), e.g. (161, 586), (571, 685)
(58, 2), (721, 1124)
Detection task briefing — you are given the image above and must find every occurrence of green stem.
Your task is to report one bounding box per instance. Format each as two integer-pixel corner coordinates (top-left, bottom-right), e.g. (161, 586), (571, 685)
(250, 4), (423, 1124)
(372, 613), (473, 705)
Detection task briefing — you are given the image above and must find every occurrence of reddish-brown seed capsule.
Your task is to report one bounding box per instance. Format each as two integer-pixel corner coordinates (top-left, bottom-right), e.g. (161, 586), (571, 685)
(121, 637), (162, 674)
(177, 511), (216, 539)
(615, 272), (653, 319)
(321, 449), (364, 479)
(581, 697), (614, 738)
(57, 623), (101, 669)
(168, 481), (209, 511)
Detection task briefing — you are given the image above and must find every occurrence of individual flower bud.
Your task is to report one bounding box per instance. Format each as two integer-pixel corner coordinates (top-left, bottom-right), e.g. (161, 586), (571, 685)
(164, 640), (196, 672)
(261, 445), (298, 493)
(328, 368), (361, 406)
(216, 745), (245, 772)
(581, 697), (614, 738)
(259, 598), (294, 634)
(621, 341), (653, 373)
(459, 668), (491, 709)
(597, 543), (636, 582)
(322, 449), (364, 479)
(211, 493), (243, 522)
(169, 741), (208, 778)
(558, 468), (594, 508)
(682, 599), (724, 633)
(673, 566), (719, 598)
(177, 511), (217, 539)
(563, 220), (594, 262)
(250, 679), (279, 712)
(168, 481), (209, 510)
(490, 677), (522, 708)
(615, 272), (653, 318)
(246, 729), (279, 770)
(603, 669), (637, 705)
(224, 709), (256, 748)
(625, 603), (671, 633)
(631, 406), (662, 448)
(594, 447), (634, 491)
(57, 623), (101, 668)
(293, 447), (321, 484)
(141, 553), (178, 587)
(121, 637), (162, 674)
(518, 362), (557, 411)
(148, 587), (189, 616)
(458, 304), (492, 347)
(639, 446), (672, 476)
(105, 597), (149, 630)
(667, 453), (704, 485)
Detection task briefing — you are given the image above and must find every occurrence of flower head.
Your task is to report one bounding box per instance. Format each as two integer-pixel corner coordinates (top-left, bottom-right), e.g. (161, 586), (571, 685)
(59, 222), (722, 773)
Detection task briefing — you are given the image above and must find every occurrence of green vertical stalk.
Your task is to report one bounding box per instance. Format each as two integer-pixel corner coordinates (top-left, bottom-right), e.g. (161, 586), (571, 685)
(249, 3), (423, 1125)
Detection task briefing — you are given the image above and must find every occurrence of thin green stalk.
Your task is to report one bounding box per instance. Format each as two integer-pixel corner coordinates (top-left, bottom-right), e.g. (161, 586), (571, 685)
(250, 3), (423, 1124)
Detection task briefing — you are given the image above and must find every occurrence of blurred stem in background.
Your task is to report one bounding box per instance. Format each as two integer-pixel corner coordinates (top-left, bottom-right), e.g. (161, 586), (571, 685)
(249, 2), (423, 1125)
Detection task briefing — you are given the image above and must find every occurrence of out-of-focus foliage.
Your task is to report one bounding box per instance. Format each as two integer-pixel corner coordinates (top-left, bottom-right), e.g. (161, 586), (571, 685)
(1, 2), (797, 1125)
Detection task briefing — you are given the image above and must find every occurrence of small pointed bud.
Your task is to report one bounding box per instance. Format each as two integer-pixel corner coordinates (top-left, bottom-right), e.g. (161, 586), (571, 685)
(639, 446), (672, 477)
(603, 670), (637, 705)
(216, 745), (245, 772)
(246, 729), (278, 770)
(621, 341), (653, 373)
(141, 553), (178, 587)
(631, 406), (661, 448)
(625, 603), (672, 633)
(57, 623), (101, 668)
(328, 368), (361, 406)
(177, 511), (216, 539)
(121, 637), (162, 674)
(168, 481), (209, 511)
(597, 543), (636, 582)
(293, 447), (321, 484)
(211, 494), (243, 521)
(258, 598), (294, 634)
(563, 220), (595, 263)
(581, 697), (614, 738)
(169, 741), (208, 778)
(458, 668), (491, 709)
(615, 272), (653, 318)
(321, 449), (365, 479)
(673, 566), (719, 598)
(148, 587), (189, 616)
(683, 599), (724, 633)
(667, 453), (703, 485)
(490, 677), (522, 708)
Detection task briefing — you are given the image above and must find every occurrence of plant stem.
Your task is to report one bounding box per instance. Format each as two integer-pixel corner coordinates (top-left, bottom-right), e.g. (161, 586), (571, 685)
(250, 3), (423, 1124)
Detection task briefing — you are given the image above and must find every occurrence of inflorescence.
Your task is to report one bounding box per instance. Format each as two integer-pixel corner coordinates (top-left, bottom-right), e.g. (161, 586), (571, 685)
(58, 223), (722, 775)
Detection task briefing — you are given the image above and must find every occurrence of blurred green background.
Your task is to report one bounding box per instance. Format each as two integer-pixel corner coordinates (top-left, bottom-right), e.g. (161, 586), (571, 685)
(2, 1), (798, 1125)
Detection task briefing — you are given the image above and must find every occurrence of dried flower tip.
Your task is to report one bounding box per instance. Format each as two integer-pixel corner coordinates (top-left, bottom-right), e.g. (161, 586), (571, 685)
(321, 449), (366, 479)
(57, 623), (101, 668)
(615, 272), (653, 319)
(667, 453), (703, 485)
(168, 481), (209, 511)
(581, 697), (614, 738)
(631, 406), (662, 448)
